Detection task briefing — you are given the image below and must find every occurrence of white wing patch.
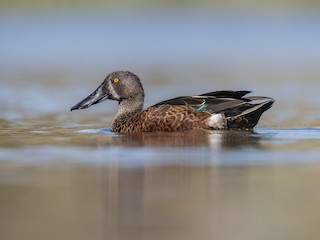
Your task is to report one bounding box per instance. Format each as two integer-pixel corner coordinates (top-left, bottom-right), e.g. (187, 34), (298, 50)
(207, 114), (224, 129)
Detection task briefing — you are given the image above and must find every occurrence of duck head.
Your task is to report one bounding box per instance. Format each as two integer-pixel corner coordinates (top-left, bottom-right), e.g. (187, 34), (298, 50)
(71, 71), (145, 111)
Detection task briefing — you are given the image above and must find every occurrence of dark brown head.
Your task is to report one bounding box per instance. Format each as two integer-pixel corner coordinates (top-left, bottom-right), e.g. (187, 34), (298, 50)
(71, 71), (145, 111)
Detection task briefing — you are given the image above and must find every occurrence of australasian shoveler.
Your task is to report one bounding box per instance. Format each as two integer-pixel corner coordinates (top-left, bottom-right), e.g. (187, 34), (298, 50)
(71, 71), (274, 133)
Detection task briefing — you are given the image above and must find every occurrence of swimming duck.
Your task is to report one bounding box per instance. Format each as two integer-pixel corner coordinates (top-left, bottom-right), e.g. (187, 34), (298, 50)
(71, 71), (274, 133)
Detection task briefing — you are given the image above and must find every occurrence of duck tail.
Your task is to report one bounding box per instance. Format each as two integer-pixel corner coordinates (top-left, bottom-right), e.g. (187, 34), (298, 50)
(226, 97), (275, 129)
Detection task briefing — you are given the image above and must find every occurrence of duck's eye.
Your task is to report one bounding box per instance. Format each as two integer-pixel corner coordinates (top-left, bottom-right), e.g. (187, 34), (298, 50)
(113, 77), (120, 83)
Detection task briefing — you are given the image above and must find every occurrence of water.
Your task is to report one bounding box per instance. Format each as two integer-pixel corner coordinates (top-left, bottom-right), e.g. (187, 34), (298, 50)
(1, 6), (320, 240)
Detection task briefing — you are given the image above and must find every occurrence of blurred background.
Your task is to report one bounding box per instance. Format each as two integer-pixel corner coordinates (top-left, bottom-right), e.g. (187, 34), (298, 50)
(1, 0), (320, 125)
(1, 1), (320, 240)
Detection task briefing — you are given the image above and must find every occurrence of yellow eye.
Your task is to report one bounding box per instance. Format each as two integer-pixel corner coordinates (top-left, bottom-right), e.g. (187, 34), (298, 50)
(113, 77), (119, 83)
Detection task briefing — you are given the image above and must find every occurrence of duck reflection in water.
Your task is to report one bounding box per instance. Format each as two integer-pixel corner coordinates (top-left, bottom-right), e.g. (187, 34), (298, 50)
(72, 129), (262, 149)
(110, 129), (261, 149)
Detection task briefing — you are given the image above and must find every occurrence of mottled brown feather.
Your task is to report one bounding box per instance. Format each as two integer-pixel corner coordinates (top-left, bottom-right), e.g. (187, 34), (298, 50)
(112, 105), (211, 133)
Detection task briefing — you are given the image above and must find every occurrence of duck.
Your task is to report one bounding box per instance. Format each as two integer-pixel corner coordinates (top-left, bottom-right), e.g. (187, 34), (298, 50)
(71, 71), (274, 133)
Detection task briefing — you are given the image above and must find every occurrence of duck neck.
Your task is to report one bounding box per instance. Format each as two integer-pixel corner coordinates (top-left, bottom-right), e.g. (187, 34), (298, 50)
(112, 95), (144, 130)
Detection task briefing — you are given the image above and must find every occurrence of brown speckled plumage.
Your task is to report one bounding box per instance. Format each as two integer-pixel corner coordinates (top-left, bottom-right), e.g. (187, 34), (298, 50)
(111, 105), (210, 133)
(71, 71), (274, 133)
